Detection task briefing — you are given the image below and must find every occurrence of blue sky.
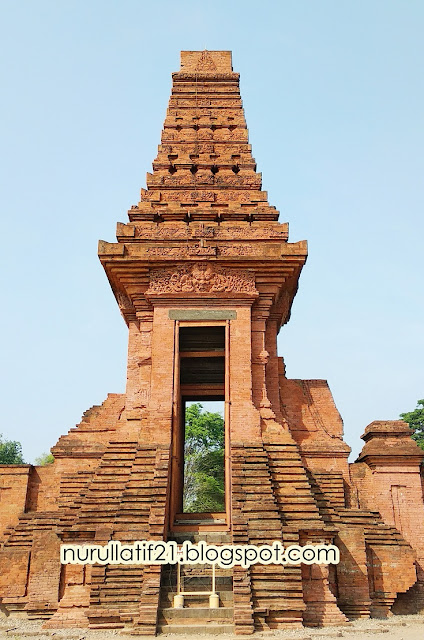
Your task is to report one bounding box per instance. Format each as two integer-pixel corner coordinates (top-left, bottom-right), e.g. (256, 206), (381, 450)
(0, 0), (423, 462)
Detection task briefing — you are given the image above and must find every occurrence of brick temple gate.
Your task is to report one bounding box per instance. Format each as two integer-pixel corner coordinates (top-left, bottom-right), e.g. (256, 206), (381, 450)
(1, 50), (424, 635)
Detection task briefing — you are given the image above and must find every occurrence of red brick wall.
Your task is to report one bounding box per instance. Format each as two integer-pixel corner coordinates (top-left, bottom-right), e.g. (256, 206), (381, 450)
(0, 465), (30, 537)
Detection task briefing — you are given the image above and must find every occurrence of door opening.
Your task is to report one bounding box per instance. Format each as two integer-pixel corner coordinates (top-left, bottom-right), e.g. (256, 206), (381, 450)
(183, 400), (225, 513)
(171, 323), (229, 529)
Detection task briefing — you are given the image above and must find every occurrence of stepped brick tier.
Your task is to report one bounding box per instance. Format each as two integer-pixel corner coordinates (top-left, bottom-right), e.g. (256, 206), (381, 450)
(1, 50), (424, 634)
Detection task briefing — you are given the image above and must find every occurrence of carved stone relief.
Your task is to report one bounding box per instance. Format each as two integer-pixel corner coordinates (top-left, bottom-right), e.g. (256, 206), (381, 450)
(146, 263), (257, 295)
(195, 50), (217, 72)
(116, 292), (133, 310)
(132, 223), (286, 241)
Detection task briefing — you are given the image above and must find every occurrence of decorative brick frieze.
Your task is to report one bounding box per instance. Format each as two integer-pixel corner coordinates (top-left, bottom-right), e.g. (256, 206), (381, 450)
(146, 263), (257, 296)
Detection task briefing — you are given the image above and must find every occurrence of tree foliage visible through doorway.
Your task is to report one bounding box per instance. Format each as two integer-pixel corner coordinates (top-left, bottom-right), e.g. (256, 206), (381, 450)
(183, 403), (225, 513)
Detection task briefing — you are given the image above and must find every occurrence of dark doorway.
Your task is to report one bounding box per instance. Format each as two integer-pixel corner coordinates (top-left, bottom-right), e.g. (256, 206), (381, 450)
(171, 324), (227, 525)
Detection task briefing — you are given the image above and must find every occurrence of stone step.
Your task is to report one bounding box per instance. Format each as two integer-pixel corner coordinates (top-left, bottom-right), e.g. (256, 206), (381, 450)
(157, 623), (234, 635)
(159, 607), (233, 623)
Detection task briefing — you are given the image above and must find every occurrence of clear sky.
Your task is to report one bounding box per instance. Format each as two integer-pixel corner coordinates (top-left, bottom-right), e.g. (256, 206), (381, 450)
(0, 0), (423, 462)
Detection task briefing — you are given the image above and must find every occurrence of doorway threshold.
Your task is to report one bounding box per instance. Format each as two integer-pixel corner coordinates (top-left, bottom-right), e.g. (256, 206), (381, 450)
(171, 512), (229, 533)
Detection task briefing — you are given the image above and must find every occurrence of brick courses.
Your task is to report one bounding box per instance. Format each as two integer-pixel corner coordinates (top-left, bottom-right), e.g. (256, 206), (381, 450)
(0, 50), (423, 634)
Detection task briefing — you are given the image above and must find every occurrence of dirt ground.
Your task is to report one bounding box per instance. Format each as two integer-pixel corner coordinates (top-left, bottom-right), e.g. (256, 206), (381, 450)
(1, 615), (424, 640)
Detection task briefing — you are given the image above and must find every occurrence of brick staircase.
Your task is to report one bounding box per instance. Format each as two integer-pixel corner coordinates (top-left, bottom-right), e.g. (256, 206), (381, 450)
(265, 443), (324, 526)
(81, 443), (168, 630)
(1, 511), (74, 550)
(57, 470), (95, 512)
(231, 443), (311, 631)
(156, 532), (234, 635)
(74, 440), (140, 527)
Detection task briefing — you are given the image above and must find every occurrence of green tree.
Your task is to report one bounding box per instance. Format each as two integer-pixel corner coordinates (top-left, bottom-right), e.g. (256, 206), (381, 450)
(183, 403), (225, 513)
(34, 452), (54, 466)
(400, 399), (424, 450)
(0, 434), (25, 464)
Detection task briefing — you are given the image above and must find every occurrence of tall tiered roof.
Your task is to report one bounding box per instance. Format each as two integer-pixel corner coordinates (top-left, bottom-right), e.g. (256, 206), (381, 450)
(130, 50), (278, 223)
(99, 51), (307, 328)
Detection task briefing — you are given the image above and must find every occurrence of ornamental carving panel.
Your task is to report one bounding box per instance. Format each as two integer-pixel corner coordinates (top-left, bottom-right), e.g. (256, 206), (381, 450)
(134, 225), (191, 239)
(146, 263), (257, 295)
(195, 50), (217, 71)
(133, 224), (286, 240)
(116, 292), (133, 310)
(145, 244), (217, 257)
(218, 245), (261, 256)
(215, 226), (286, 239)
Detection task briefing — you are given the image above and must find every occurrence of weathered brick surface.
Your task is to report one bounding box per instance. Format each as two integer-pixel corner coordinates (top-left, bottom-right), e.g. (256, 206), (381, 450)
(1, 50), (423, 634)
(0, 465), (31, 538)
(350, 421), (424, 597)
(279, 374), (351, 481)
